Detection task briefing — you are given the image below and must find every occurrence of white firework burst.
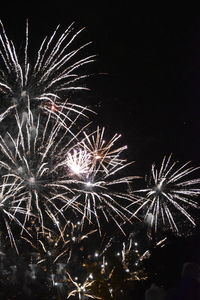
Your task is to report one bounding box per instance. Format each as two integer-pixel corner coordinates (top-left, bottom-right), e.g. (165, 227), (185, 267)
(133, 154), (200, 234)
(0, 20), (138, 237)
(66, 148), (92, 177)
(65, 127), (127, 176)
(0, 20), (95, 121)
(0, 102), (90, 231)
(62, 131), (138, 234)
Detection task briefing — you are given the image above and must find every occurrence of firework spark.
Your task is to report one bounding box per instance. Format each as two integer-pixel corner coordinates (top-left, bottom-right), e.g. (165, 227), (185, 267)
(133, 154), (200, 234)
(0, 20), (95, 121)
(0, 100), (138, 236)
(67, 272), (102, 299)
(0, 101), (90, 231)
(62, 128), (138, 234)
(0, 176), (31, 252)
(81, 127), (128, 174)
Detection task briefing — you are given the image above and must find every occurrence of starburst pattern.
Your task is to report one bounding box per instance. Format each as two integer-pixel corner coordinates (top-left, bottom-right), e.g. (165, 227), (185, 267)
(0, 95), (137, 239)
(0, 20), (95, 121)
(133, 154), (200, 234)
(63, 129), (137, 233)
(67, 272), (102, 299)
(81, 127), (128, 173)
(0, 101), (89, 231)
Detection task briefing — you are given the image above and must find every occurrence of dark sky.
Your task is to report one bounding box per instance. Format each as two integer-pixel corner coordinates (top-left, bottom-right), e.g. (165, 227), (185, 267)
(1, 10), (200, 174)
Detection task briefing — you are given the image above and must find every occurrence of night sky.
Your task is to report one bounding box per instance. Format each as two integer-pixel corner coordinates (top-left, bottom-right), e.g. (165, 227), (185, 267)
(1, 8), (200, 294)
(1, 11), (200, 174)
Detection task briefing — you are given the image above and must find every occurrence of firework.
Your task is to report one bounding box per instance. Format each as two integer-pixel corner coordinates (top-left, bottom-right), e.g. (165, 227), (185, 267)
(81, 127), (128, 174)
(22, 220), (97, 264)
(63, 128), (138, 234)
(0, 20), (140, 238)
(0, 101), (89, 231)
(65, 126), (128, 179)
(0, 99), (138, 237)
(67, 272), (101, 299)
(133, 154), (200, 234)
(0, 175), (31, 252)
(0, 20), (95, 121)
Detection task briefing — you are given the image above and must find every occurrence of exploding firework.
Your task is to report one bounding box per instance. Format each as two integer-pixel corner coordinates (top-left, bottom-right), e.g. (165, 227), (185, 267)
(0, 20), (139, 238)
(0, 20), (95, 121)
(0, 98), (137, 239)
(64, 127), (138, 234)
(67, 271), (101, 299)
(133, 154), (200, 234)
(0, 101), (90, 232)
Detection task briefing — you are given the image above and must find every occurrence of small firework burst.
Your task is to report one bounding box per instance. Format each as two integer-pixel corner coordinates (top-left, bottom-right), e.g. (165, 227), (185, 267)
(67, 272), (102, 299)
(66, 148), (92, 177)
(133, 154), (200, 234)
(63, 130), (137, 234)
(0, 103), (89, 231)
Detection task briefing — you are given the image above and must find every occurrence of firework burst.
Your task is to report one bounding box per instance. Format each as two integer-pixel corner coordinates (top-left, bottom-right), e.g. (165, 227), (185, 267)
(81, 127), (128, 174)
(133, 154), (200, 234)
(0, 101), (90, 231)
(67, 272), (101, 299)
(0, 21), (139, 237)
(63, 128), (138, 234)
(0, 20), (95, 121)
(0, 99), (138, 236)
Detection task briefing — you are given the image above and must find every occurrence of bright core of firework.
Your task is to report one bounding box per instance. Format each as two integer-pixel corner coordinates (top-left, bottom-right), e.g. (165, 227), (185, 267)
(81, 127), (128, 174)
(66, 148), (91, 176)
